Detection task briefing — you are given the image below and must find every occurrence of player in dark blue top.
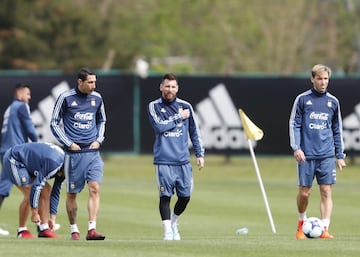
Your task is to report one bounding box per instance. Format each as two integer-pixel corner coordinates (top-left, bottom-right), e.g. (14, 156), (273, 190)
(0, 83), (38, 236)
(289, 64), (346, 240)
(148, 73), (205, 240)
(50, 67), (106, 240)
(1, 142), (64, 238)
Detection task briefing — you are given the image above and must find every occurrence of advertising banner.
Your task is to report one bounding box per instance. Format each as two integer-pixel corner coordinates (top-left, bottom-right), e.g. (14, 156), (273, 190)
(1, 73), (359, 155)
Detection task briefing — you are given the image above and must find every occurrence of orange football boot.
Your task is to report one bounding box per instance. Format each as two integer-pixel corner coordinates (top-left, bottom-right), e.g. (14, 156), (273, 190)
(320, 227), (334, 239)
(295, 220), (306, 240)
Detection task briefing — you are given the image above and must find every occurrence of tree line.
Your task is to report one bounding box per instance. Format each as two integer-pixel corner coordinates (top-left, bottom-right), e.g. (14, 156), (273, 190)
(1, 0), (360, 75)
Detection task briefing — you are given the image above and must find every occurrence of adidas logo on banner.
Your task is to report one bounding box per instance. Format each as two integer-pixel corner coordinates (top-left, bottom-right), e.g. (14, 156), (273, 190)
(194, 84), (251, 150)
(31, 81), (70, 143)
(342, 103), (360, 151)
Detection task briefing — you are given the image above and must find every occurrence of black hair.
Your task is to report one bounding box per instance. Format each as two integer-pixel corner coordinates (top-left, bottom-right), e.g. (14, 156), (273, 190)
(78, 67), (96, 81)
(15, 83), (30, 91)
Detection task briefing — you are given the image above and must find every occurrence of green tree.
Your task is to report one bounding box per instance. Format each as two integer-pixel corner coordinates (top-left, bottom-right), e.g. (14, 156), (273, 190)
(1, 0), (360, 74)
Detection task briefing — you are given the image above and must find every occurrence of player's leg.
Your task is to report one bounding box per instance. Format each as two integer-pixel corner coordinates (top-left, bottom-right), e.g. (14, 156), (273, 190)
(85, 152), (105, 240)
(317, 157), (336, 238)
(87, 181), (100, 223)
(16, 184), (33, 238)
(156, 164), (175, 240)
(171, 163), (193, 240)
(0, 157), (11, 236)
(64, 153), (81, 240)
(86, 181), (105, 240)
(297, 186), (312, 215)
(66, 192), (79, 240)
(173, 163), (193, 214)
(0, 178), (13, 207)
(319, 184), (334, 238)
(295, 160), (315, 240)
(319, 184), (332, 222)
(37, 183), (58, 238)
(3, 156), (33, 239)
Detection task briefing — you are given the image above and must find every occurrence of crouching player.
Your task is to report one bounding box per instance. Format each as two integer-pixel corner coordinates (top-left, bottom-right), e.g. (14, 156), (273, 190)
(1, 142), (65, 238)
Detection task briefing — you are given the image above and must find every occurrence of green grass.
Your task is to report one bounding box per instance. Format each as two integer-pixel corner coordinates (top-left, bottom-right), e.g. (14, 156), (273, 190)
(0, 155), (359, 257)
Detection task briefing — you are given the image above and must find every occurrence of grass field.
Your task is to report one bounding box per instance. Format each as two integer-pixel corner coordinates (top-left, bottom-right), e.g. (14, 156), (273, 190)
(0, 154), (359, 257)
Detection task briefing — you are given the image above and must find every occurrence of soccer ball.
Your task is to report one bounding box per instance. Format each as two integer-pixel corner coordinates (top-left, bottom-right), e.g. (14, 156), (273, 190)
(302, 217), (324, 239)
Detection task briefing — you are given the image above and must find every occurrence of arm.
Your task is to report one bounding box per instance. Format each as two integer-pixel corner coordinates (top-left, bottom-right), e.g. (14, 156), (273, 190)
(95, 99), (106, 145)
(50, 94), (73, 147)
(332, 103), (346, 170)
(49, 172), (65, 216)
(289, 96), (303, 152)
(18, 104), (38, 142)
(188, 106), (205, 158)
(30, 160), (62, 210)
(332, 103), (346, 160)
(147, 101), (182, 134)
(188, 106), (205, 170)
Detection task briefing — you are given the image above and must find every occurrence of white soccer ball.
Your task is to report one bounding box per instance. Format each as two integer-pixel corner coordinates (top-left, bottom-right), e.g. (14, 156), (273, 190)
(302, 217), (324, 239)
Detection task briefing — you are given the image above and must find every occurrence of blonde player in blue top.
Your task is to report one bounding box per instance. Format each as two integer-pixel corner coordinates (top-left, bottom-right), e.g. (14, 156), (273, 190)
(289, 64), (346, 240)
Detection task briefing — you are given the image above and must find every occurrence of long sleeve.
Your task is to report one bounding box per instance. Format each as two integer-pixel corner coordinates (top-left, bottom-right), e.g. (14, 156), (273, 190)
(332, 103), (346, 159)
(18, 104), (38, 142)
(30, 159), (63, 209)
(50, 93), (73, 147)
(148, 99), (182, 134)
(49, 173), (65, 215)
(289, 95), (303, 151)
(95, 100), (106, 144)
(188, 105), (205, 158)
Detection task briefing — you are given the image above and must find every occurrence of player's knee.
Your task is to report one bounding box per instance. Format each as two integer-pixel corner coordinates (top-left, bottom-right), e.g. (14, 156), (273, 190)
(299, 190), (311, 199)
(160, 196), (171, 206)
(88, 181), (100, 194)
(178, 196), (190, 205)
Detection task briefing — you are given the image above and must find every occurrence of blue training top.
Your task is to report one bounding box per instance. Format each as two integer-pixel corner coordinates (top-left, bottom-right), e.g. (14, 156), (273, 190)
(289, 88), (345, 160)
(148, 96), (205, 165)
(8, 142), (65, 214)
(0, 99), (38, 155)
(50, 87), (106, 152)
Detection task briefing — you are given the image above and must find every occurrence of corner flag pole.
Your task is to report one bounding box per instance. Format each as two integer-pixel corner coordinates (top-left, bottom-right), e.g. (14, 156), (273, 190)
(239, 109), (276, 234)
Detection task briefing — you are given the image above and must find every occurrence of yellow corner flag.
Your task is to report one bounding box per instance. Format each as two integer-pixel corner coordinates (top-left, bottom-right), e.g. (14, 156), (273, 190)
(239, 109), (264, 141)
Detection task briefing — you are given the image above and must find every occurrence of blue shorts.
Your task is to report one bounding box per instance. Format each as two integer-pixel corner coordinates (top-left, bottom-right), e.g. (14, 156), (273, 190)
(64, 151), (104, 193)
(1, 150), (32, 187)
(297, 157), (336, 187)
(155, 163), (193, 197)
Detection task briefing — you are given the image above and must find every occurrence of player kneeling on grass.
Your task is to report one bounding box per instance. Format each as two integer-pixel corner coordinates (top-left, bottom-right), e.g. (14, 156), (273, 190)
(1, 142), (65, 238)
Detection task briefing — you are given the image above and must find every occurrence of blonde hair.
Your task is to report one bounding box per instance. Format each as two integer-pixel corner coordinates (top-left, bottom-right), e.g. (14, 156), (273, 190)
(311, 64), (332, 78)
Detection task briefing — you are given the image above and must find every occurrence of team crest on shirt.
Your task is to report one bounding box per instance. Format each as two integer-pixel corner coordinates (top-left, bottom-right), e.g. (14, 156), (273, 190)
(327, 101), (332, 108)
(91, 99), (96, 107)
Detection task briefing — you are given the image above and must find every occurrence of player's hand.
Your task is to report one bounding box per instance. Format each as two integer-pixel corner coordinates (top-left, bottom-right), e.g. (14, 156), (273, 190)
(180, 109), (190, 120)
(89, 141), (100, 149)
(31, 210), (40, 224)
(196, 157), (204, 170)
(69, 143), (81, 151)
(48, 219), (55, 232)
(336, 158), (346, 171)
(293, 149), (306, 163)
